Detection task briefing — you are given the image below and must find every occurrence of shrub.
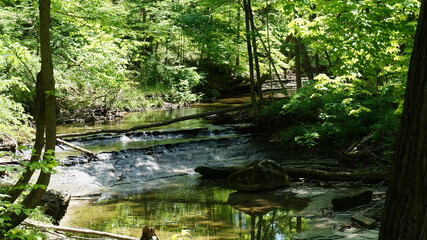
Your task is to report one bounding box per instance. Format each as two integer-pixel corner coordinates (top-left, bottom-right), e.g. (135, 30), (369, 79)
(260, 74), (402, 161)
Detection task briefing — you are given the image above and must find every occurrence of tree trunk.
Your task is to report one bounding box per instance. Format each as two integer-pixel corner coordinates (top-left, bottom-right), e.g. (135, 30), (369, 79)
(294, 37), (302, 90)
(298, 39), (314, 80)
(8, 0), (56, 229)
(324, 50), (332, 69)
(247, 0), (263, 100)
(379, 1), (427, 239)
(7, 73), (45, 203)
(242, 0), (257, 112)
(236, 6), (240, 67)
(315, 53), (320, 75)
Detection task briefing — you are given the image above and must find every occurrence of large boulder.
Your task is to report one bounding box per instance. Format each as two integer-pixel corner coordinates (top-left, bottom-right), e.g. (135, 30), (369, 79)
(226, 160), (289, 191)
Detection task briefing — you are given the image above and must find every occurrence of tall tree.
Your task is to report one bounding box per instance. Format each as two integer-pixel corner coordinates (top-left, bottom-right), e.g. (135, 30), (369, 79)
(4, 0), (56, 230)
(379, 0), (427, 239)
(242, 0), (257, 110)
(247, 0), (262, 100)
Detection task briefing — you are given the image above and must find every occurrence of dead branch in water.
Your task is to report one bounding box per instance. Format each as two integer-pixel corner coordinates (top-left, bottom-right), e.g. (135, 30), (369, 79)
(56, 138), (95, 156)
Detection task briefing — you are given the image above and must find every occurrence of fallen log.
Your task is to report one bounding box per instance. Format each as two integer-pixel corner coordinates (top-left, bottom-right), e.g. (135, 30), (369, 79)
(285, 168), (389, 184)
(23, 221), (139, 240)
(57, 104), (252, 138)
(195, 165), (389, 184)
(56, 138), (95, 156)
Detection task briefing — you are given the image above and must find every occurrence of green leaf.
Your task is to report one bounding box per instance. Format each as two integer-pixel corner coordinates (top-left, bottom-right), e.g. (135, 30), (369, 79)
(13, 208), (21, 215)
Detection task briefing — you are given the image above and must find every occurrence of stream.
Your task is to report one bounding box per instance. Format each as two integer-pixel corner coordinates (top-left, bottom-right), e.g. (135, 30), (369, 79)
(51, 99), (382, 240)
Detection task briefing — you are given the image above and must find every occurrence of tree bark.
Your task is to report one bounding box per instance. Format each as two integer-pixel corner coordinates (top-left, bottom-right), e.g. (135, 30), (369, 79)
(236, 6), (241, 67)
(298, 39), (314, 80)
(242, 0), (258, 113)
(315, 53), (320, 75)
(7, 0), (56, 229)
(253, 26), (286, 90)
(294, 37), (302, 90)
(7, 72), (45, 203)
(247, 0), (263, 100)
(379, 1), (427, 239)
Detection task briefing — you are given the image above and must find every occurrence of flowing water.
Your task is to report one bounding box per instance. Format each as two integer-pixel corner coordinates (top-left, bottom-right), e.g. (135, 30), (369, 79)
(53, 100), (380, 240)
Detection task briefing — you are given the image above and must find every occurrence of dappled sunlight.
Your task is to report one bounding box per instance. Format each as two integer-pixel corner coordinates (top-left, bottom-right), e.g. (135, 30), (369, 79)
(137, 156), (161, 172)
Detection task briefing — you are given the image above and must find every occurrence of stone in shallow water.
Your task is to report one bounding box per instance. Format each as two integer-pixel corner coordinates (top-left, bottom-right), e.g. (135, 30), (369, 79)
(350, 215), (377, 229)
(226, 160), (289, 191)
(331, 190), (373, 211)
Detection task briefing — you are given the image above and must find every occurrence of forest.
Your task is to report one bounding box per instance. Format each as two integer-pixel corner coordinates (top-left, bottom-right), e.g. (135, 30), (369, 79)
(0, 0), (426, 239)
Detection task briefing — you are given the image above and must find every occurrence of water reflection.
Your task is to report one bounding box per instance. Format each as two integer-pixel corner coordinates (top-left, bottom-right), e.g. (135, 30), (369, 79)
(57, 106), (224, 135)
(228, 192), (309, 240)
(63, 180), (310, 239)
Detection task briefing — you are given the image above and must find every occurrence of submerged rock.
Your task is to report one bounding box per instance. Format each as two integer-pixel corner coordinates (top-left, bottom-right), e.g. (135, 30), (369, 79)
(350, 215), (377, 229)
(226, 160), (289, 191)
(331, 190), (373, 211)
(227, 191), (310, 215)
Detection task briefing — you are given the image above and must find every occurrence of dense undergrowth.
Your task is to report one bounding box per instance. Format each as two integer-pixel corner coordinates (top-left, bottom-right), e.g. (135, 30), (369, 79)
(259, 74), (403, 163)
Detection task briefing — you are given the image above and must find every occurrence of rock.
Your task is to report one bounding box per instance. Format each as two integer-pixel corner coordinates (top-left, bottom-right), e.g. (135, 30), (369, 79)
(195, 166), (242, 178)
(226, 160), (289, 191)
(41, 190), (71, 225)
(350, 215), (377, 229)
(331, 190), (373, 211)
(227, 191), (310, 215)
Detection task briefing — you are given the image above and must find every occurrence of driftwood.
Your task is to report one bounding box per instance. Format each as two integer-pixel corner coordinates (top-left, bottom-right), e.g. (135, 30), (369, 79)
(57, 104), (252, 138)
(56, 138), (95, 156)
(23, 221), (139, 240)
(196, 165), (389, 184)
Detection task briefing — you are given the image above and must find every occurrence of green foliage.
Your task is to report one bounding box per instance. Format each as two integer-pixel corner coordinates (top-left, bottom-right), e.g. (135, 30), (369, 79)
(281, 0), (419, 83)
(0, 149), (57, 239)
(261, 74), (401, 160)
(0, 199), (44, 240)
(0, 94), (34, 146)
(139, 57), (203, 104)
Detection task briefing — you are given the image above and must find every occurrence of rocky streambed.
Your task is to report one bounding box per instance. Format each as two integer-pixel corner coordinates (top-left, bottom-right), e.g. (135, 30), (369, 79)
(50, 124), (385, 240)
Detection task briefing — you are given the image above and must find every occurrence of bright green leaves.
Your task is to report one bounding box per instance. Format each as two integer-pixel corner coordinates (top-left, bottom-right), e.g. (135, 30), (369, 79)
(276, 73), (400, 157)
(0, 201), (42, 239)
(281, 0), (420, 85)
(0, 95), (34, 146)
